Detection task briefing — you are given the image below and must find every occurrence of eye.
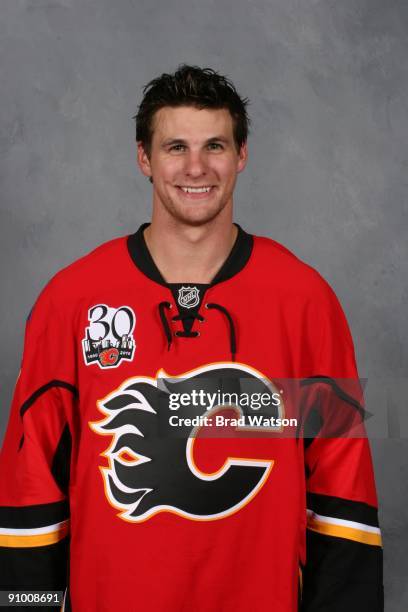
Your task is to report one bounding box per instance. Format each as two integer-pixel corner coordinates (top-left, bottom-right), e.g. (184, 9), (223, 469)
(208, 142), (224, 150)
(169, 144), (186, 152)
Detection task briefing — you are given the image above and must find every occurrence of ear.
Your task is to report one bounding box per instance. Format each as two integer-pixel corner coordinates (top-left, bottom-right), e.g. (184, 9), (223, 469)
(137, 142), (152, 179)
(237, 141), (248, 174)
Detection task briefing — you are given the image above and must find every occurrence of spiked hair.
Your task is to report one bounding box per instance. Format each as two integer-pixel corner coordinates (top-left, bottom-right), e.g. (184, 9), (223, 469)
(133, 64), (251, 160)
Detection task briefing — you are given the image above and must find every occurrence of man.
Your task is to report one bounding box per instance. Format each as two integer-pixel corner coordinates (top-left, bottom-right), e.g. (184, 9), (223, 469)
(0, 65), (383, 611)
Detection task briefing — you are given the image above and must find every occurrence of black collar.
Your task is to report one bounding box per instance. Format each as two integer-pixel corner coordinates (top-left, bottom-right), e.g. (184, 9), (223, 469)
(127, 222), (253, 287)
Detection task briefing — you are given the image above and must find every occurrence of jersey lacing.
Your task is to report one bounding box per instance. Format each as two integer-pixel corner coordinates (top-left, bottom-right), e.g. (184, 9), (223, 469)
(158, 302), (237, 362)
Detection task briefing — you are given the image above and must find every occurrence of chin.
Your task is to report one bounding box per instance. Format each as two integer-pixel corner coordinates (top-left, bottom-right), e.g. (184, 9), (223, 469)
(164, 199), (227, 227)
(172, 209), (224, 227)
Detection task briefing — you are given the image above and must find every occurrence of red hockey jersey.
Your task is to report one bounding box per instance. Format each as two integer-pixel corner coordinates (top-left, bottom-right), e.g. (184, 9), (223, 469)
(0, 224), (383, 611)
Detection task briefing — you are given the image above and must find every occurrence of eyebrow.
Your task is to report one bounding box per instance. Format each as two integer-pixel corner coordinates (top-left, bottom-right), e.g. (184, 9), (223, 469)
(161, 136), (230, 147)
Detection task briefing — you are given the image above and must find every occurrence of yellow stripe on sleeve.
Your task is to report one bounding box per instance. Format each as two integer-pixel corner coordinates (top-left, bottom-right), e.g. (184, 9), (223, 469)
(0, 520), (69, 548)
(307, 515), (382, 547)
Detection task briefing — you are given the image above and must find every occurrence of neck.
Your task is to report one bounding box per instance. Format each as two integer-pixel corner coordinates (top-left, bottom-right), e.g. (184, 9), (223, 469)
(144, 216), (238, 284)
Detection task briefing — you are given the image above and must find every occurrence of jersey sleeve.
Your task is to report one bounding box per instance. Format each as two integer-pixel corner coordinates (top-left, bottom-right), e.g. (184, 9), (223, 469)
(0, 281), (77, 607)
(299, 280), (384, 611)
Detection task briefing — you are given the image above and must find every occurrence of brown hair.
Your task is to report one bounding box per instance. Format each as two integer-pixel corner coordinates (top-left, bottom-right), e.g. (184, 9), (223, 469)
(133, 64), (251, 160)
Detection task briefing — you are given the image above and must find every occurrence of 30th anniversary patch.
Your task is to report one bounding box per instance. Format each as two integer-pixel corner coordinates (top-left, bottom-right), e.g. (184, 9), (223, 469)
(82, 304), (136, 369)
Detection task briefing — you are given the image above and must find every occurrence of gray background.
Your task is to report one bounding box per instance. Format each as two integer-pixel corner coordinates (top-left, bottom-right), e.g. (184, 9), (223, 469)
(1, 0), (407, 608)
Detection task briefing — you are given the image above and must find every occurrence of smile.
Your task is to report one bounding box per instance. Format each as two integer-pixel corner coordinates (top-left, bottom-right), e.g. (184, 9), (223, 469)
(176, 185), (216, 200)
(179, 186), (213, 193)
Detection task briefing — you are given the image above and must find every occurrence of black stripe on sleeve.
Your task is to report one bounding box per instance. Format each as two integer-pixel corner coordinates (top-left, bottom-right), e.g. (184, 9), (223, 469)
(18, 381), (78, 451)
(299, 376), (369, 446)
(301, 530), (384, 611)
(51, 424), (72, 496)
(300, 376), (365, 418)
(0, 538), (69, 597)
(0, 501), (69, 529)
(0, 501), (70, 602)
(307, 492), (379, 528)
(20, 381), (78, 419)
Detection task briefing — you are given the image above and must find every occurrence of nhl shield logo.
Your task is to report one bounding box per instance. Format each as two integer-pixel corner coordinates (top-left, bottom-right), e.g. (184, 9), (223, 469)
(177, 286), (200, 309)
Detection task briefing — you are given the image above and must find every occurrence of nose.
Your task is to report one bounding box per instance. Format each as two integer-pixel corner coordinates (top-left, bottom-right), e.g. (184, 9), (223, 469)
(184, 150), (208, 178)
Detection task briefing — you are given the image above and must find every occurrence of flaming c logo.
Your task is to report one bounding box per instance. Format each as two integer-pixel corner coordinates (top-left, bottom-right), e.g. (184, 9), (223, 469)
(89, 363), (283, 523)
(99, 347), (119, 367)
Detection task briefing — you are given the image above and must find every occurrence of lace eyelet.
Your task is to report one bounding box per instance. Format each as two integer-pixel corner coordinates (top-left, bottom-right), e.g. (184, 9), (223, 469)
(204, 303), (209, 309)
(195, 331), (200, 337)
(199, 317), (205, 323)
(174, 331), (181, 337)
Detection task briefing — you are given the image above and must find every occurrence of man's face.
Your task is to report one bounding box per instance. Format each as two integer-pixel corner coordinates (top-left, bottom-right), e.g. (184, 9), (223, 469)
(137, 106), (248, 226)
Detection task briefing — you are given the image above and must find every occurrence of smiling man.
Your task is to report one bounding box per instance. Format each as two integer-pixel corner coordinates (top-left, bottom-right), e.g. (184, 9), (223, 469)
(0, 65), (383, 611)
(138, 103), (247, 284)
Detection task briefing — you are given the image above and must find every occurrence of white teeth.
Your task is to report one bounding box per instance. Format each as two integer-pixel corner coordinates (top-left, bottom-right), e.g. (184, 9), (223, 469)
(180, 186), (212, 193)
